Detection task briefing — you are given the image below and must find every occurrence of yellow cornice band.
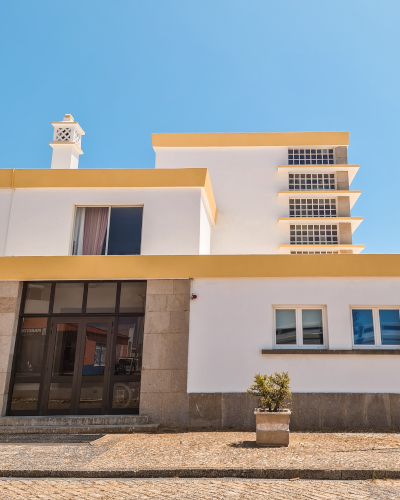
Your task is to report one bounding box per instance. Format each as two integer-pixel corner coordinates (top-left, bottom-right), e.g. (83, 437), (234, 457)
(152, 132), (349, 148)
(0, 168), (217, 223)
(0, 255), (398, 280)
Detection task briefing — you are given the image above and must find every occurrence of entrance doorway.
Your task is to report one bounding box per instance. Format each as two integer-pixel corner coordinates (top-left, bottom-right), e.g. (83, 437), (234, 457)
(7, 281), (146, 416)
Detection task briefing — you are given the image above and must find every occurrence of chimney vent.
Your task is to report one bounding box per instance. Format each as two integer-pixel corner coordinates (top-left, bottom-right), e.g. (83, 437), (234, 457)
(49, 114), (85, 169)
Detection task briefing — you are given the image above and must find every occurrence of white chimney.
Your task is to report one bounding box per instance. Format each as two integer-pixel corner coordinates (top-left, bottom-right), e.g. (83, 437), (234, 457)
(49, 114), (85, 169)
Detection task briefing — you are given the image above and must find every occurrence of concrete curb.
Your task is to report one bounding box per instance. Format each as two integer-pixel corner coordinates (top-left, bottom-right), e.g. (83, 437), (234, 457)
(0, 468), (396, 480)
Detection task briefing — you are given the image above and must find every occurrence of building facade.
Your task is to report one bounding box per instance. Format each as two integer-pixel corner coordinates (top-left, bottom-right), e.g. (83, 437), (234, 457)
(0, 115), (399, 430)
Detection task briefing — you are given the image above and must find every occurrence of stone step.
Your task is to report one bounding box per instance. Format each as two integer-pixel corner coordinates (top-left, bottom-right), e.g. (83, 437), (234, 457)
(0, 415), (148, 427)
(0, 423), (159, 434)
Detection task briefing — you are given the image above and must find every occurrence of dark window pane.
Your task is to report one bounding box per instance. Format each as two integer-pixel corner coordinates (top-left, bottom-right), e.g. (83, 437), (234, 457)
(112, 381), (140, 409)
(48, 383), (73, 411)
(82, 323), (109, 376)
(114, 316), (144, 375)
(302, 309), (323, 345)
(86, 282), (117, 313)
(52, 323), (79, 376)
(107, 207), (143, 255)
(24, 283), (52, 314)
(15, 318), (48, 376)
(79, 381), (104, 409)
(276, 309), (296, 345)
(120, 282), (147, 313)
(379, 310), (400, 345)
(352, 310), (375, 345)
(10, 383), (40, 411)
(53, 283), (84, 314)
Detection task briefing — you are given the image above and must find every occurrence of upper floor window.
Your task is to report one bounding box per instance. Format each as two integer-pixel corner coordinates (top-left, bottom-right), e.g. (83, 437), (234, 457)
(289, 173), (336, 191)
(289, 198), (337, 217)
(274, 307), (326, 347)
(72, 207), (143, 256)
(288, 149), (334, 165)
(290, 224), (338, 245)
(290, 251), (338, 254)
(352, 308), (400, 347)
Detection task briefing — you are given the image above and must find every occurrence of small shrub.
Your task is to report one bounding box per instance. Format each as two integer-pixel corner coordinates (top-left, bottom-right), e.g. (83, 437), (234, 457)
(247, 371), (291, 412)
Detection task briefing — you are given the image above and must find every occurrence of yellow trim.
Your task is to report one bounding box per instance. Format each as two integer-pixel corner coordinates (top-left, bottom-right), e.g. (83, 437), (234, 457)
(49, 142), (83, 154)
(1, 254), (399, 279)
(0, 168), (217, 223)
(152, 132), (349, 148)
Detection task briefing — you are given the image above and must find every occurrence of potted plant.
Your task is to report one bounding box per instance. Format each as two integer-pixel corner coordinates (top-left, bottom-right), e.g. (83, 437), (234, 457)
(247, 371), (292, 447)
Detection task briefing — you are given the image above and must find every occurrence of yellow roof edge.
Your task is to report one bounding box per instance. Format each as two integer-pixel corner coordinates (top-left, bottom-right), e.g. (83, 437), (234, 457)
(3, 253), (400, 280)
(152, 132), (349, 148)
(0, 168), (217, 223)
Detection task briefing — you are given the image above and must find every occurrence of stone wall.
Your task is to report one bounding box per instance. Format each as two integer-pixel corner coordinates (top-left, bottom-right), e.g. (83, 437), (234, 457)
(335, 146), (348, 164)
(337, 196), (351, 217)
(339, 222), (352, 244)
(140, 279), (190, 427)
(336, 171), (349, 190)
(0, 282), (22, 416)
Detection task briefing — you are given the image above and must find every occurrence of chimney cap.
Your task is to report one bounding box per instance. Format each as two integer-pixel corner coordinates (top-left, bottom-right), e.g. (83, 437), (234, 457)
(63, 114), (74, 122)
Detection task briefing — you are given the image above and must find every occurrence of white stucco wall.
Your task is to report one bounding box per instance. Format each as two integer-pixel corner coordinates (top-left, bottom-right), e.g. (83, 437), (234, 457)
(199, 198), (211, 255)
(187, 277), (400, 393)
(0, 190), (12, 255)
(1, 187), (205, 256)
(155, 147), (294, 254)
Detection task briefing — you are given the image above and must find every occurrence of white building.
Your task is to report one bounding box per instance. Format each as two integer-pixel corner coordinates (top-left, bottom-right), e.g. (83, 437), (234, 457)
(0, 115), (398, 430)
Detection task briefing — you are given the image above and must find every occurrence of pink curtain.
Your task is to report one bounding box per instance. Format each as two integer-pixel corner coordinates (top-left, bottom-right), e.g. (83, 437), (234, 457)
(82, 207), (109, 255)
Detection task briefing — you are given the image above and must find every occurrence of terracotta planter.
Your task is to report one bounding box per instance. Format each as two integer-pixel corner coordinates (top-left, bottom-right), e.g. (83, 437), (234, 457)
(254, 409), (291, 447)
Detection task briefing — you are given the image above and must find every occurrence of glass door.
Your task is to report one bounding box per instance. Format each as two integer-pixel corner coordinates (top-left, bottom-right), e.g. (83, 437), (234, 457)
(42, 318), (113, 415)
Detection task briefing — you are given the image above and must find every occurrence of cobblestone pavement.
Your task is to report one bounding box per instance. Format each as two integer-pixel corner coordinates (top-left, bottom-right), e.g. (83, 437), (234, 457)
(1, 478), (400, 499)
(0, 432), (400, 473)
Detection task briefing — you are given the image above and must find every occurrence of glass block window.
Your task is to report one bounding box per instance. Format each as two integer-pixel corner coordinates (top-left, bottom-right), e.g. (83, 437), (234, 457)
(290, 251), (339, 254)
(289, 173), (335, 190)
(290, 224), (338, 245)
(288, 148), (334, 165)
(289, 198), (337, 217)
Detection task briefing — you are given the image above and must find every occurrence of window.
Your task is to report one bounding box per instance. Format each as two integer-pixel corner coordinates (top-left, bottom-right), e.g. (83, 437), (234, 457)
(288, 149), (334, 165)
(351, 308), (400, 347)
(290, 251), (338, 254)
(289, 198), (336, 217)
(274, 307), (326, 347)
(289, 173), (335, 191)
(72, 206), (143, 256)
(290, 224), (338, 245)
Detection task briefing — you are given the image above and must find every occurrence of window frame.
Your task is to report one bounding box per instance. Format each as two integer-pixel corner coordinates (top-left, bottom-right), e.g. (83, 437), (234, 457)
(273, 305), (328, 349)
(70, 205), (144, 256)
(350, 306), (400, 349)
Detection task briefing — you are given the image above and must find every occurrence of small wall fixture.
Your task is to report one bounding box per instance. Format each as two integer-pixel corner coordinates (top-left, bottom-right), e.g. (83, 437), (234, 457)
(191, 294), (198, 300)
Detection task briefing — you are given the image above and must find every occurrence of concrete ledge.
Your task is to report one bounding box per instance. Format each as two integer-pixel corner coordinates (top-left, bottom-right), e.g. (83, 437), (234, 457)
(0, 467), (394, 479)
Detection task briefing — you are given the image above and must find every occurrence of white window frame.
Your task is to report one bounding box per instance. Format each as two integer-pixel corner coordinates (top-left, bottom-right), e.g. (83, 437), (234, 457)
(273, 306), (328, 349)
(70, 204), (144, 256)
(350, 306), (400, 349)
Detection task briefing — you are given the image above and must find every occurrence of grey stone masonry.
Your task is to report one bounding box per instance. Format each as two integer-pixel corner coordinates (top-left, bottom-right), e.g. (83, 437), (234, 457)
(335, 146), (348, 164)
(339, 222), (352, 244)
(337, 196), (351, 217)
(336, 171), (349, 190)
(140, 279), (190, 427)
(0, 282), (22, 416)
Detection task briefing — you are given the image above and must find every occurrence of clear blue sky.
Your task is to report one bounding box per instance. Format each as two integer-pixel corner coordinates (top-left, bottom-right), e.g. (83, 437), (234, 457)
(1, 1), (399, 253)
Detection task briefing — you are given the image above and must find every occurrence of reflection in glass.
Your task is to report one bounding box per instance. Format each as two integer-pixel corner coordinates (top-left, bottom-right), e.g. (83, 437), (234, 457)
(24, 283), (52, 314)
(14, 318), (47, 376)
(82, 323), (108, 376)
(86, 283), (117, 313)
(380, 310), (400, 345)
(302, 309), (324, 345)
(47, 383), (73, 410)
(10, 383), (40, 411)
(112, 382), (140, 409)
(114, 317), (144, 375)
(53, 283), (84, 314)
(120, 282), (146, 313)
(107, 207), (143, 256)
(276, 309), (296, 345)
(352, 310), (375, 345)
(79, 382), (103, 409)
(52, 323), (78, 375)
